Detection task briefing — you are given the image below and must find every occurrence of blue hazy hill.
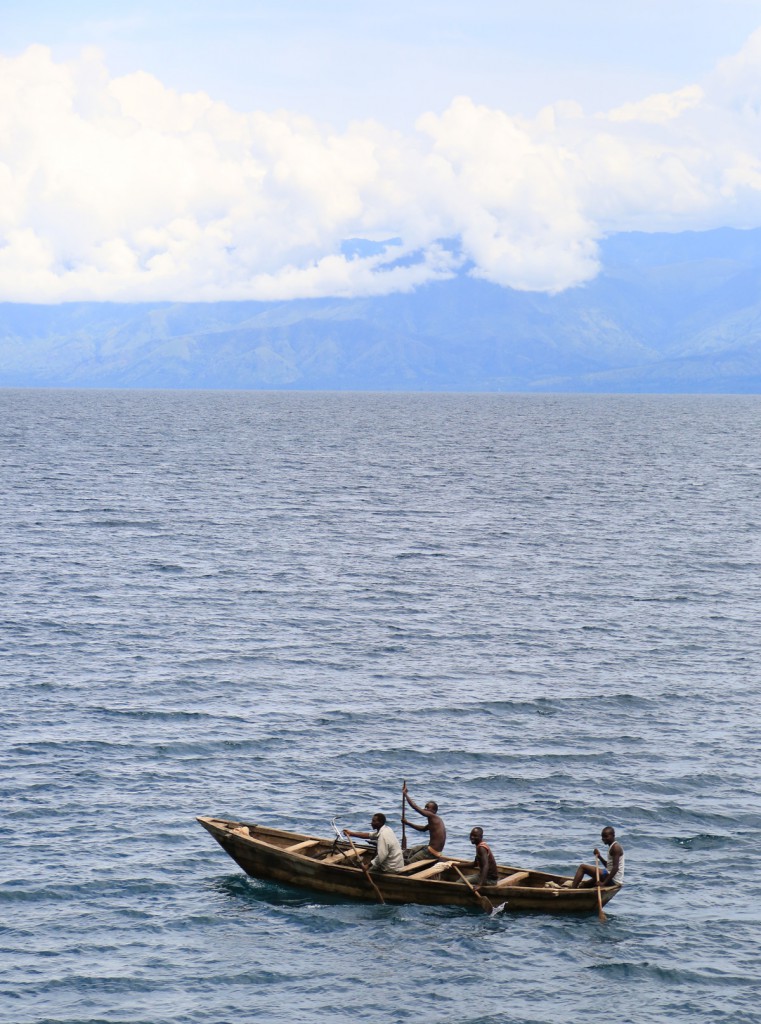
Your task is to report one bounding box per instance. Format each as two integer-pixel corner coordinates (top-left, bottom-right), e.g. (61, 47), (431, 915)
(2, 228), (761, 391)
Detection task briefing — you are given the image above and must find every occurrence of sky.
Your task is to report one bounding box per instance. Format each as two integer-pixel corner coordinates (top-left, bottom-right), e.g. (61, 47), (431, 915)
(3, 1), (761, 303)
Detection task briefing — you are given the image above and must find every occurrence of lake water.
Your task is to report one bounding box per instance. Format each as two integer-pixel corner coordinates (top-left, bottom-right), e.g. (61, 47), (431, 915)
(2, 390), (760, 1024)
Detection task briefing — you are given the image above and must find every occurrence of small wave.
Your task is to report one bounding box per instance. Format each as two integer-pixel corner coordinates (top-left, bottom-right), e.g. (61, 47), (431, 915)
(87, 518), (162, 530)
(90, 707), (241, 723)
(394, 550), (447, 560)
(670, 833), (732, 851)
(589, 961), (751, 988)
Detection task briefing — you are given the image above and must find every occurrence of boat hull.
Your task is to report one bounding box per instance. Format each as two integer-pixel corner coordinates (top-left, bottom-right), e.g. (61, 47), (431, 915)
(198, 817), (621, 915)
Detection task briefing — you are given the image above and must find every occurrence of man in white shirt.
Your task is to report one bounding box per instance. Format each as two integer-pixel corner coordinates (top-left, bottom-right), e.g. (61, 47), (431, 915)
(343, 813), (404, 873)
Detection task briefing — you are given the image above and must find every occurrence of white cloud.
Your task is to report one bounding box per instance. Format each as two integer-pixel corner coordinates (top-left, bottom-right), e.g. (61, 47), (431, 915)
(607, 85), (704, 124)
(708, 26), (761, 113)
(3, 35), (761, 301)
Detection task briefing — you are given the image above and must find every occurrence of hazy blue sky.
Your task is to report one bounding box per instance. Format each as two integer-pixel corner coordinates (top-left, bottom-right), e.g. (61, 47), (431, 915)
(3, 1), (761, 126)
(3, 1), (761, 303)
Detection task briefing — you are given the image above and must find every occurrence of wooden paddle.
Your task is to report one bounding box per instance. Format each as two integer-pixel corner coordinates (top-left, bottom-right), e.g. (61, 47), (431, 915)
(344, 832), (385, 904)
(595, 856), (607, 922)
(452, 863), (492, 913)
(401, 780), (407, 852)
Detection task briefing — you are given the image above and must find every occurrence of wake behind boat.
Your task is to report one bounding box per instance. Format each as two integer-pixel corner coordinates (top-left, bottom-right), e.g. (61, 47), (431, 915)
(197, 817), (621, 914)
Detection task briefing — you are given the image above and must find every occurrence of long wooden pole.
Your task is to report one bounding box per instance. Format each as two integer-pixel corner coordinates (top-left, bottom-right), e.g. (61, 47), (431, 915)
(595, 857), (607, 922)
(401, 779), (407, 851)
(452, 863), (492, 913)
(344, 832), (385, 904)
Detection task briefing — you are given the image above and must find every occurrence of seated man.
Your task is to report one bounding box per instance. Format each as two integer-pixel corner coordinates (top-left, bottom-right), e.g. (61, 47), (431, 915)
(466, 826), (499, 893)
(344, 813), (404, 873)
(402, 782), (447, 863)
(571, 826), (625, 888)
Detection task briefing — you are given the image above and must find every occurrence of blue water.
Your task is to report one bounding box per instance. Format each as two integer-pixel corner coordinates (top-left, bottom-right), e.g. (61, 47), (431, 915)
(2, 390), (760, 1024)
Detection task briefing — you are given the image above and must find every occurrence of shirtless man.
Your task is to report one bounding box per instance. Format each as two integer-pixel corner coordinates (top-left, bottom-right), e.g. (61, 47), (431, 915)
(467, 827), (499, 894)
(402, 783), (447, 864)
(571, 826), (625, 888)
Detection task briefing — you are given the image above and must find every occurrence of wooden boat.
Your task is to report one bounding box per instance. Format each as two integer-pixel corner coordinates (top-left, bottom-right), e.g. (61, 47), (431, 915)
(197, 817), (621, 914)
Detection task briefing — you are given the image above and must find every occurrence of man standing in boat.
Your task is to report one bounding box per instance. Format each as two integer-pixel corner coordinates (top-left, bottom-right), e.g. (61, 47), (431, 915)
(467, 827), (499, 893)
(343, 813), (404, 873)
(401, 782), (447, 863)
(570, 826), (625, 888)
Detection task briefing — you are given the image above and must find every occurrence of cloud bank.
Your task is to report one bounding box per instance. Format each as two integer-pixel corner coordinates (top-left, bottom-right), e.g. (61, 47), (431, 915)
(3, 33), (761, 302)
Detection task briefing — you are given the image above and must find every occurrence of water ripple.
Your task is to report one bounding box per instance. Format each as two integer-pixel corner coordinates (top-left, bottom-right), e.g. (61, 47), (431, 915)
(2, 390), (760, 1024)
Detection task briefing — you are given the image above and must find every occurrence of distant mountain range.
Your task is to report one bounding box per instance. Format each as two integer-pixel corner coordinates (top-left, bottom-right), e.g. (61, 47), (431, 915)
(3, 228), (761, 392)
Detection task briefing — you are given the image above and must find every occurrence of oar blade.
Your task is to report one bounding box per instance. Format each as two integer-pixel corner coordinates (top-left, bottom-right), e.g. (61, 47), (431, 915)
(452, 863), (491, 914)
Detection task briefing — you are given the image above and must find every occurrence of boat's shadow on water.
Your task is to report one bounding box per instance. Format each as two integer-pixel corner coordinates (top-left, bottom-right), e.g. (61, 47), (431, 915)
(207, 873), (476, 921)
(208, 872), (380, 911)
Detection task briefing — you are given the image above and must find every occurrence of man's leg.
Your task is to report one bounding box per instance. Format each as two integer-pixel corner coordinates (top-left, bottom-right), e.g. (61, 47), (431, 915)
(405, 843), (431, 864)
(571, 863), (598, 889)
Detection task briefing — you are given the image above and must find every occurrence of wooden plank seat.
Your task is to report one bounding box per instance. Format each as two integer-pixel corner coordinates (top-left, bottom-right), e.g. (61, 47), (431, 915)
(495, 870), (530, 887)
(284, 839), (321, 854)
(322, 847), (364, 865)
(407, 860), (454, 881)
(396, 859), (436, 875)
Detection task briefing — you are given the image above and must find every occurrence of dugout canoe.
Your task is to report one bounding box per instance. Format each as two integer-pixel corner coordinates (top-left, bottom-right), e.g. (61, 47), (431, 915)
(197, 817), (621, 914)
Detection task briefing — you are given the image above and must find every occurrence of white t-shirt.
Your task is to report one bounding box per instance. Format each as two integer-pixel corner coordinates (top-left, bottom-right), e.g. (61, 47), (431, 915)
(607, 845), (625, 885)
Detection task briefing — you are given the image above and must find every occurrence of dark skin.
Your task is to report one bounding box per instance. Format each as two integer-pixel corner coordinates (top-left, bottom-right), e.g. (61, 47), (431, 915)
(571, 827), (622, 889)
(343, 813), (384, 842)
(468, 827), (495, 894)
(401, 783), (446, 852)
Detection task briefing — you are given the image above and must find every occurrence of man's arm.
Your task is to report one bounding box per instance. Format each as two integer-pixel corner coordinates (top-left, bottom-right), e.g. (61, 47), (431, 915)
(403, 785), (435, 820)
(475, 846), (489, 889)
(606, 843), (622, 880)
(402, 816), (429, 834)
(343, 829), (372, 841)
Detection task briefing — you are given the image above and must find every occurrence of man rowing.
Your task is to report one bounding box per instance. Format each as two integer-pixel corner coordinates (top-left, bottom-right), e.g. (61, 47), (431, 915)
(401, 782), (447, 864)
(571, 826), (625, 888)
(343, 813), (404, 873)
(467, 826), (499, 893)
